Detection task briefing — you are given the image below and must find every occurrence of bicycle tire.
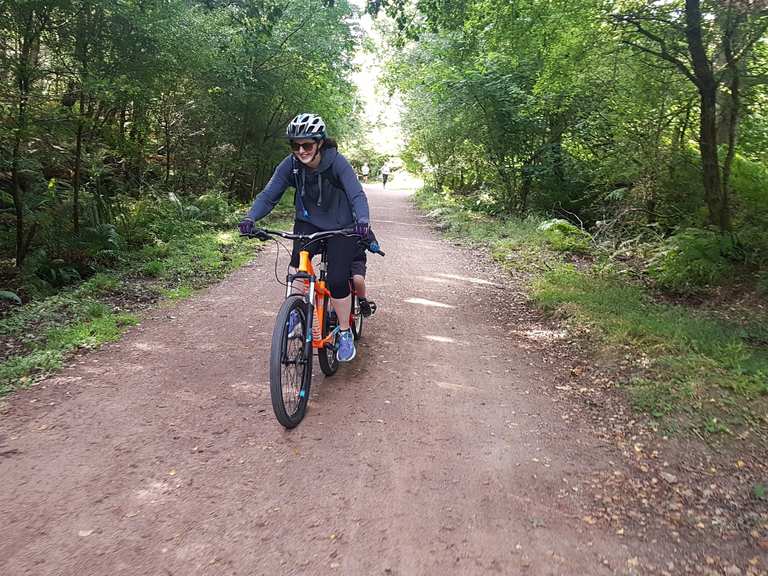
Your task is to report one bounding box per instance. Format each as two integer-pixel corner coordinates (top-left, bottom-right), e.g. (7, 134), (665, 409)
(351, 293), (364, 341)
(270, 295), (312, 428)
(317, 296), (339, 376)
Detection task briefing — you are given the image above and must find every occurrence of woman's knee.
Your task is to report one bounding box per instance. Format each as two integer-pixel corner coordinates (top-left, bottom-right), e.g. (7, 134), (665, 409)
(328, 274), (350, 299)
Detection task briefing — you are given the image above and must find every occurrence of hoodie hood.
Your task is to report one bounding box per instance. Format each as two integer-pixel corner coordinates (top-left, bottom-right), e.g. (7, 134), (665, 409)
(317, 146), (338, 173)
(297, 146), (339, 209)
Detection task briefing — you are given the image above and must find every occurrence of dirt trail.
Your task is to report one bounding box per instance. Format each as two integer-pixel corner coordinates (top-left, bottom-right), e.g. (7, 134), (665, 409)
(2, 184), (663, 575)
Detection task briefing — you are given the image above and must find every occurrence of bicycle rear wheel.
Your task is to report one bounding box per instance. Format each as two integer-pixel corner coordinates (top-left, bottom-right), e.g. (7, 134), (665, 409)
(351, 292), (364, 341)
(270, 295), (312, 428)
(318, 296), (339, 376)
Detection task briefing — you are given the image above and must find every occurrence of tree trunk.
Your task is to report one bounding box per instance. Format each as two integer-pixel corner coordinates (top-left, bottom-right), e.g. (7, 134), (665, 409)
(548, 115), (565, 185)
(685, 0), (723, 228)
(12, 119), (27, 268)
(520, 164), (532, 215)
(697, 86), (722, 227)
(719, 7), (743, 233)
(73, 90), (85, 235)
(164, 109), (172, 186)
(11, 11), (35, 267)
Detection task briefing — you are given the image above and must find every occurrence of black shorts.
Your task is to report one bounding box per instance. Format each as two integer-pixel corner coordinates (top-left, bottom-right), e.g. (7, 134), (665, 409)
(350, 252), (367, 277)
(289, 220), (358, 299)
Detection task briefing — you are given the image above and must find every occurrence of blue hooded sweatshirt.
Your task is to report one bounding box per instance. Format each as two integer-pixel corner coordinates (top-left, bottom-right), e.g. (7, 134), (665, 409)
(246, 147), (369, 230)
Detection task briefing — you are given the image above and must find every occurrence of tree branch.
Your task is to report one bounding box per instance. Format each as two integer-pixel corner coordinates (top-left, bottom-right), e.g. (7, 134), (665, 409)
(615, 14), (699, 85)
(620, 39), (699, 86)
(250, 14), (313, 77)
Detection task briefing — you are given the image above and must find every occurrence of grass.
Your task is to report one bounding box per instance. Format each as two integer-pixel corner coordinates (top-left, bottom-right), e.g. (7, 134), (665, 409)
(532, 264), (767, 429)
(0, 200), (293, 394)
(414, 186), (768, 438)
(0, 299), (139, 391)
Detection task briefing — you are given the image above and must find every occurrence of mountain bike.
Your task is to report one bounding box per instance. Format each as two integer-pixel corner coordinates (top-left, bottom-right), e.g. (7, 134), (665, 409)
(243, 227), (384, 428)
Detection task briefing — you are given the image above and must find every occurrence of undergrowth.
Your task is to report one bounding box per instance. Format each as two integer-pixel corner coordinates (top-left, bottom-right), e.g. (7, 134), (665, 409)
(414, 186), (768, 439)
(0, 194), (293, 394)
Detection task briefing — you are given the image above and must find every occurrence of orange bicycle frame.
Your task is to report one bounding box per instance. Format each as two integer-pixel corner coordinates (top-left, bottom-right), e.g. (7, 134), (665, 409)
(297, 249), (336, 350)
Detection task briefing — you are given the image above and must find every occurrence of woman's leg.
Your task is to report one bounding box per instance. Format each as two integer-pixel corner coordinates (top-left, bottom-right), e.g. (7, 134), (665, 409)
(332, 295), (352, 331)
(326, 235), (358, 331)
(352, 275), (365, 298)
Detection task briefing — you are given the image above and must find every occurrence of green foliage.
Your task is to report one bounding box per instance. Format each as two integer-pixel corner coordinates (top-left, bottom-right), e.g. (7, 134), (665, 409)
(45, 314), (138, 352)
(194, 192), (233, 225)
(418, 182), (768, 433)
(537, 219), (592, 254)
(646, 228), (736, 293)
(382, 0), (768, 298)
(29, 253), (83, 288)
(729, 156), (768, 266)
(532, 263), (768, 430)
(0, 293), (138, 392)
(757, 271), (768, 297)
(1, 0), (360, 267)
(0, 291), (22, 305)
(142, 260), (165, 278)
(161, 286), (194, 300)
(80, 273), (120, 295)
(0, 351), (65, 393)
(0, 219), (256, 393)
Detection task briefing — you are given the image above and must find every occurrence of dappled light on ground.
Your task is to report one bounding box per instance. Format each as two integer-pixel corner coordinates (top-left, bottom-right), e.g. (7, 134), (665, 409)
(435, 273), (502, 287)
(422, 334), (457, 344)
(374, 219), (433, 227)
(514, 328), (567, 343)
(416, 275), (453, 285)
(434, 380), (476, 392)
(392, 236), (443, 244)
(404, 297), (455, 309)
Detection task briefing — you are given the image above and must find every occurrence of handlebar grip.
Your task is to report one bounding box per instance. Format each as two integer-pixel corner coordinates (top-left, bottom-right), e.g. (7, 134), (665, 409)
(369, 241), (385, 256)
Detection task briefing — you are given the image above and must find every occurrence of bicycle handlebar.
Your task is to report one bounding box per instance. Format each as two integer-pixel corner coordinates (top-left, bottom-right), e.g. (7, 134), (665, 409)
(241, 227), (386, 256)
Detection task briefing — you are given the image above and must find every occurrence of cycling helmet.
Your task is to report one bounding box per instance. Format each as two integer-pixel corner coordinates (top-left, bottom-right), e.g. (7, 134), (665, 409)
(286, 113), (326, 140)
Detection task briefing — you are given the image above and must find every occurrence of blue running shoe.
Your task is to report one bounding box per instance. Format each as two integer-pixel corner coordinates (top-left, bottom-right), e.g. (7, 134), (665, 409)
(287, 309), (302, 339)
(337, 329), (356, 362)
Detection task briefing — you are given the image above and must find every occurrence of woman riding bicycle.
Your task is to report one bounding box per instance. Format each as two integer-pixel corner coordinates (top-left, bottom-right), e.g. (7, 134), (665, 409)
(239, 113), (371, 362)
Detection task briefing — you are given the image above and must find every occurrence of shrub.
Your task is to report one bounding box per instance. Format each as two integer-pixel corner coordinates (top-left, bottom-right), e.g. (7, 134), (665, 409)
(142, 260), (165, 278)
(194, 192), (232, 225)
(757, 271), (768, 297)
(25, 250), (83, 288)
(646, 228), (736, 293)
(537, 219), (592, 254)
(80, 273), (120, 295)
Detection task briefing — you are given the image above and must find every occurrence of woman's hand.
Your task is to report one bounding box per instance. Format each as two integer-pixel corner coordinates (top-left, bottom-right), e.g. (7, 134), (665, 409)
(238, 218), (255, 235)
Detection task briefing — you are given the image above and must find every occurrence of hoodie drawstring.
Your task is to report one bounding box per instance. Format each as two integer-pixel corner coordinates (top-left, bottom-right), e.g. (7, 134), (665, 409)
(294, 161), (324, 209)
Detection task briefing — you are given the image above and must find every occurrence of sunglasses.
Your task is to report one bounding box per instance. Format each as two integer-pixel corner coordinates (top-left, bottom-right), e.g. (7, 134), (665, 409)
(290, 141), (317, 152)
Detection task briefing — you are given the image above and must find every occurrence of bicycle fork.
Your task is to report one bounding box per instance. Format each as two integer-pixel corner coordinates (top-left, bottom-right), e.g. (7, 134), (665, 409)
(283, 271), (316, 367)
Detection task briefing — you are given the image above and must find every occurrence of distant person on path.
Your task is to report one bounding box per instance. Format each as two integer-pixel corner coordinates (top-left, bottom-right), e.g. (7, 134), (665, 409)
(238, 112), (371, 362)
(361, 162), (370, 183)
(381, 162), (391, 189)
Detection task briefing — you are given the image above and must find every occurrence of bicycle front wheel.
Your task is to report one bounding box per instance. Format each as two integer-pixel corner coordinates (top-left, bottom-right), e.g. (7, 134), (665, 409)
(270, 295), (312, 428)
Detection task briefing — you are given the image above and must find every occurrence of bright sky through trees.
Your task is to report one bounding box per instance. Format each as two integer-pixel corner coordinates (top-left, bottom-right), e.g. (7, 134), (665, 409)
(350, 0), (403, 158)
